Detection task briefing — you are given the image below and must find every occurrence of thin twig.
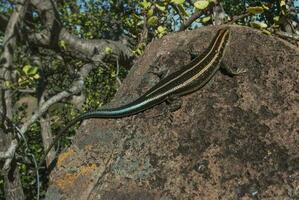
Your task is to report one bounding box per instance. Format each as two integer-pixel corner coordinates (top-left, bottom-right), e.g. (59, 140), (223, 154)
(226, 12), (252, 24)
(170, 3), (185, 24)
(179, 10), (207, 31)
(274, 30), (299, 41)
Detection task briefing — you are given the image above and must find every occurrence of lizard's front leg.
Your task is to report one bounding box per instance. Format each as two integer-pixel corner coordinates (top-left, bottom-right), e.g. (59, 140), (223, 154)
(220, 62), (247, 76)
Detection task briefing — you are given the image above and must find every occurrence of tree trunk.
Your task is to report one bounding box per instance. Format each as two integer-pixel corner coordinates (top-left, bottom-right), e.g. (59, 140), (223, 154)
(0, 1), (29, 199)
(3, 160), (25, 200)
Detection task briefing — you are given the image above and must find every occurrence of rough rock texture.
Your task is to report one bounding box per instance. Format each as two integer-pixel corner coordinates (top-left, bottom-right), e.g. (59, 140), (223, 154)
(45, 25), (299, 200)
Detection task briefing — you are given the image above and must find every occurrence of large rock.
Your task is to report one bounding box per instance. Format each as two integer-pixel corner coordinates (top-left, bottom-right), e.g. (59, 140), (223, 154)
(46, 25), (299, 200)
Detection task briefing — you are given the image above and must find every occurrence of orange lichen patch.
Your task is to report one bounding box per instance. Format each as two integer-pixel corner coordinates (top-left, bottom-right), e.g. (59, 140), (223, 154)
(52, 163), (97, 191)
(56, 149), (75, 168)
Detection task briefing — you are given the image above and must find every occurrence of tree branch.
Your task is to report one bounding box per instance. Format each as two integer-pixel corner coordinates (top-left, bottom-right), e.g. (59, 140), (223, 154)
(0, 0), (135, 68)
(213, 2), (226, 25)
(30, 0), (62, 48)
(226, 13), (251, 24)
(178, 3), (214, 31)
(274, 30), (299, 41)
(0, 139), (18, 170)
(19, 63), (95, 135)
(0, 1), (29, 198)
(170, 3), (185, 24)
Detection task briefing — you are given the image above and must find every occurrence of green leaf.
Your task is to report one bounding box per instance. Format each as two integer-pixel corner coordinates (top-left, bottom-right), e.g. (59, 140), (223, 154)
(273, 16), (280, 24)
(29, 67), (38, 75)
(111, 70), (116, 78)
(147, 16), (158, 26)
(134, 48), (142, 55)
(262, 4), (269, 10)
(22, 64), (31, 74)
(250, 21), (268, 29)
(18, 77), (28, 86)
(33, 74), (40, 79)
(177, 4), (189, 17)
(147, 8), (154, 17)
(171, 0), (185, 5)
(194, 0), (209, 10)
(201, 16), (211, 23)
(140, 0), (151, 10)
(247, 6), (264, 14)
(155, 3), (166, 11)
(157, 26), (167, 33)
(22, 64), (38, 76)
(4, 81), (11, 88)
(105, 47), (113, 54)
(280, 0), (286, 7)
(155, 26), (168, 38)
(58, 40), (67, 49)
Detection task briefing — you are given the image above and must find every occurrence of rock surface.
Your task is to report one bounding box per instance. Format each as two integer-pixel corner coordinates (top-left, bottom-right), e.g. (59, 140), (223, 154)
(45, 25), (299, 200)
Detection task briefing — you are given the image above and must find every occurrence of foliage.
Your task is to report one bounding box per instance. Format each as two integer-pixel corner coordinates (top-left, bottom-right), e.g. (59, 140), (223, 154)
(84, 65), (127, 110)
